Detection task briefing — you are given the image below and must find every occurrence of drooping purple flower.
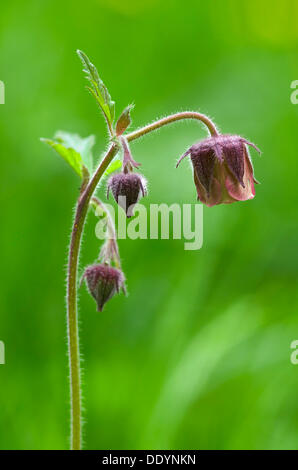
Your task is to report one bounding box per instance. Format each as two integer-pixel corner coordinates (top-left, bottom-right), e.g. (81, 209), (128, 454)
(107, 172), (147, 217)
(177, 134), (260, 207)
(83, 264), (125, 312)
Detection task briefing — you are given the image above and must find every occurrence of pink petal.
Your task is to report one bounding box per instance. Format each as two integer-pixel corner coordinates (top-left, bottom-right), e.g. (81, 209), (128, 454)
(225, 157), (255, 201)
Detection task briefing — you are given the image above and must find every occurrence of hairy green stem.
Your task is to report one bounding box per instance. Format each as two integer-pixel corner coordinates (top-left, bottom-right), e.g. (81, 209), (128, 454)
(66, 110), (217, 449)
(67, 143), (119, 450)
(126, 111), (218, 142)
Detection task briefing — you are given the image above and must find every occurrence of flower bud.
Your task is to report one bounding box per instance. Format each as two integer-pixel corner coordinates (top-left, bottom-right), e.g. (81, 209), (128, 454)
(107, 172), (147, 217)
(83, 264), (125, 312)
(177, 134), (260, 207)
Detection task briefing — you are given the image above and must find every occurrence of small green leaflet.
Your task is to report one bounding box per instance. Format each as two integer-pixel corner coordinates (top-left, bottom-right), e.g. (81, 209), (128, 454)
(41, 131), (95, 178)
(55, 131), (95, 174)
(77, 50), (115, 128)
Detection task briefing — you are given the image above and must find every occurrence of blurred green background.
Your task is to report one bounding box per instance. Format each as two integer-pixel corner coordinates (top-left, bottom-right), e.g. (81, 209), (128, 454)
(1, 0), (298, 450)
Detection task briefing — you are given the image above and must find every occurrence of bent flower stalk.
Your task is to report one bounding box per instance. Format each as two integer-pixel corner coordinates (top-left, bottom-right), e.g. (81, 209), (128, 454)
(41, 50), (261, 449)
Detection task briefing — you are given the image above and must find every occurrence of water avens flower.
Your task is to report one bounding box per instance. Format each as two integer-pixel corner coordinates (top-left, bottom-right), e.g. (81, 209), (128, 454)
(83, 264), (125, 312)
(107, 172), (147, 217)
(177, 134), (261, 207)
(42, 49), (263, 450)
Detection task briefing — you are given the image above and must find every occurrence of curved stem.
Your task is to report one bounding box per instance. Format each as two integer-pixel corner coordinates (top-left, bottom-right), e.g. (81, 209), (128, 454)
(91, 196), (121, 269)
(91, 196), (117, 242)
(120, 137), (141, 171)
(67, 143), (119, 450)
(66, 109), (217, 449)
(126, 111), (218, 142)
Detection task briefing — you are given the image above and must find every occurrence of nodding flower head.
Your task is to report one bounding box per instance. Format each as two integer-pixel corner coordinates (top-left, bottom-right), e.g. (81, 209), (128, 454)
(177, 134), (261, 207)
(83, 264), (125, 312)
(107, 172), (147, 217)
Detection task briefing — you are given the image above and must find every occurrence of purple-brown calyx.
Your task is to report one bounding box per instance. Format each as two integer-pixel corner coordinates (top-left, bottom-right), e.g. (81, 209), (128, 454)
(107, 172), (147, 217)
(83, 264), (125, 312)
(177, 134), (261, 207)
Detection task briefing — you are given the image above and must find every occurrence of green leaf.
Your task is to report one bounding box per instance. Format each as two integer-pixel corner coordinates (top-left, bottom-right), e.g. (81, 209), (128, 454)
(55, 131), (95, 175)
(77, 50), (115, 128)
(116, 104), (134, 135)
(103, 159), (122, 178)
(41, 138), (83, 177)
(41, 131), (96, 178)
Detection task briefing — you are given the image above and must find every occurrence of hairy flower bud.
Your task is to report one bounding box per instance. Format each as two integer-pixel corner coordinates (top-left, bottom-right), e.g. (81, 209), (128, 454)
(107, 172), (147, 217)
(177, 134), (261, 207)
(83, 264), (125, 312)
